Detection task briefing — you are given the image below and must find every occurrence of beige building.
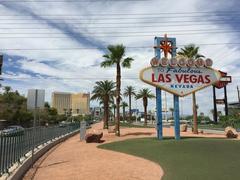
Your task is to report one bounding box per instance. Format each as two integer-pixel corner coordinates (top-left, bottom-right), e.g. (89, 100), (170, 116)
(52, 92), (90, 115)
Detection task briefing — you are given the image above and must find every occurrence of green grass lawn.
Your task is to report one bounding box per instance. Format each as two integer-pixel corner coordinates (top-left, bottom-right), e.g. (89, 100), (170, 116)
(198, 124), (225, 130)
(99, 138), (240, 180)
(120, 122), (154, 128)
(108, 121), (154, 128)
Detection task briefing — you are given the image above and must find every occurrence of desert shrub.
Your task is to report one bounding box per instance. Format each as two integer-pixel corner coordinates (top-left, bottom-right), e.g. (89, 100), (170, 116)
(219, 115), (240, 128)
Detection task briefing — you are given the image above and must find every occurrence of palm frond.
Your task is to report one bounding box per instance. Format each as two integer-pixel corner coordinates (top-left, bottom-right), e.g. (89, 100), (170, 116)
(135, 88), (155, 99)
(122, 57), (134, 68)
(121, 101), (128, 107)
(123, 86), (136, 97)
(177, 44), (204, 59)
(100, 59), (115, 67)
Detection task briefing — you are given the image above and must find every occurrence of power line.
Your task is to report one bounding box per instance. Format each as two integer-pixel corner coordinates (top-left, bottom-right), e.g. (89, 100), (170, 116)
(0, 18), (238, 25)
(0, 0), (148, 2)
(0, 11), (238, 16)
(0, 43), (238, 51)
(0, 14), (238, 20)
(0, 30), (239, 38)
(0, 28), (235, 34)
(3, 76), (240, 80)
(0, 22), (234, 29)
(3, 77), (140, 80)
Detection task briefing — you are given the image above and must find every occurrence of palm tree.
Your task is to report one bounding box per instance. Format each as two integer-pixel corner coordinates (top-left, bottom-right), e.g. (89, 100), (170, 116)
(123, 86), (136, 122)
(101, 44), (134, 136)
(91, 80), (116, 129)
(136, 88), (155, 126)
(3, 86), (11, 94)
(177, 44), (205, 59)
(121, 101), (128, 121)
(177, 44), (204, 134)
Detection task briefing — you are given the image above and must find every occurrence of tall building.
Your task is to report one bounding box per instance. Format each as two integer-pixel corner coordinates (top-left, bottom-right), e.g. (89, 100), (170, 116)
(71, 93), (90, 115)
(52, 92), (90, 115)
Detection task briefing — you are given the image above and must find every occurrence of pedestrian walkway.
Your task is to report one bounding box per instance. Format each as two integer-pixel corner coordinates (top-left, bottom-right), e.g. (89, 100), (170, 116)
(23, 122), (235, 180)
(24, 122), (163, 180)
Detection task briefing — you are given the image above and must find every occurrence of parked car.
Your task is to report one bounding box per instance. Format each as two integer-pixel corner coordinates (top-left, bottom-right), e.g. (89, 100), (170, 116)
(1, 125), (24, 136)
(59, 121), (71, 127)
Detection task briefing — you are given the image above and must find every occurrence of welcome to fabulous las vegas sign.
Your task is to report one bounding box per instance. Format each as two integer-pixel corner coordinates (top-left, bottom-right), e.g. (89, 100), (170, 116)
(140, 57), (221, 97)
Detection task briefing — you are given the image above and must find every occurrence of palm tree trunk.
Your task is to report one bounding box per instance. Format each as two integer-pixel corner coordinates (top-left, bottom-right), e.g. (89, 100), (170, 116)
(113, 107), (116, 120)
(129, 95), (132, 122)
(103, 96), (110, 129)
(144, 105), (147, 126)
(103, 104), (107, 129)
(192, 92), (198, 134)
(115, 63), (121, 136)
(106, 99), (109, 129)
(123, 106), (125, 121)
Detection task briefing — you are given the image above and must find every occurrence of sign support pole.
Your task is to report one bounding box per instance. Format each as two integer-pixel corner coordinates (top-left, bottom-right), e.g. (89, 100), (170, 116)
(170, 38), (180, 140)
(154, 37), (163, 140)
(156, 88), (163, 139)
(213, 86), (218, 123)
(174, 95), (180, 140)
(224, 86), (228, 116)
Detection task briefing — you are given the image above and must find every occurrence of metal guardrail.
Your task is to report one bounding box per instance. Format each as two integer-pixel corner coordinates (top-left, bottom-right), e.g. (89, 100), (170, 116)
(0, 123), (80, 176)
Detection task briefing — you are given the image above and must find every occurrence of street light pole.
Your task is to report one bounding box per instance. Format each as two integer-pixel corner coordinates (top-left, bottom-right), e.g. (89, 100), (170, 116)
(31, 89), (38, 167)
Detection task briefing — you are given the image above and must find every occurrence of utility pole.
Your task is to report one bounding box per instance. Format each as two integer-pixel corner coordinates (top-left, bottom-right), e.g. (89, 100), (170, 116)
(0, 55), (3, 86)
(237, 86), (240, 103)
(0, 55), (3, 75)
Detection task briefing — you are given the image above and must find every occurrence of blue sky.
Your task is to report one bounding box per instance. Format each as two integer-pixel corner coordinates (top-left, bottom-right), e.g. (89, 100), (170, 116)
(0, 0), (240, 117)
